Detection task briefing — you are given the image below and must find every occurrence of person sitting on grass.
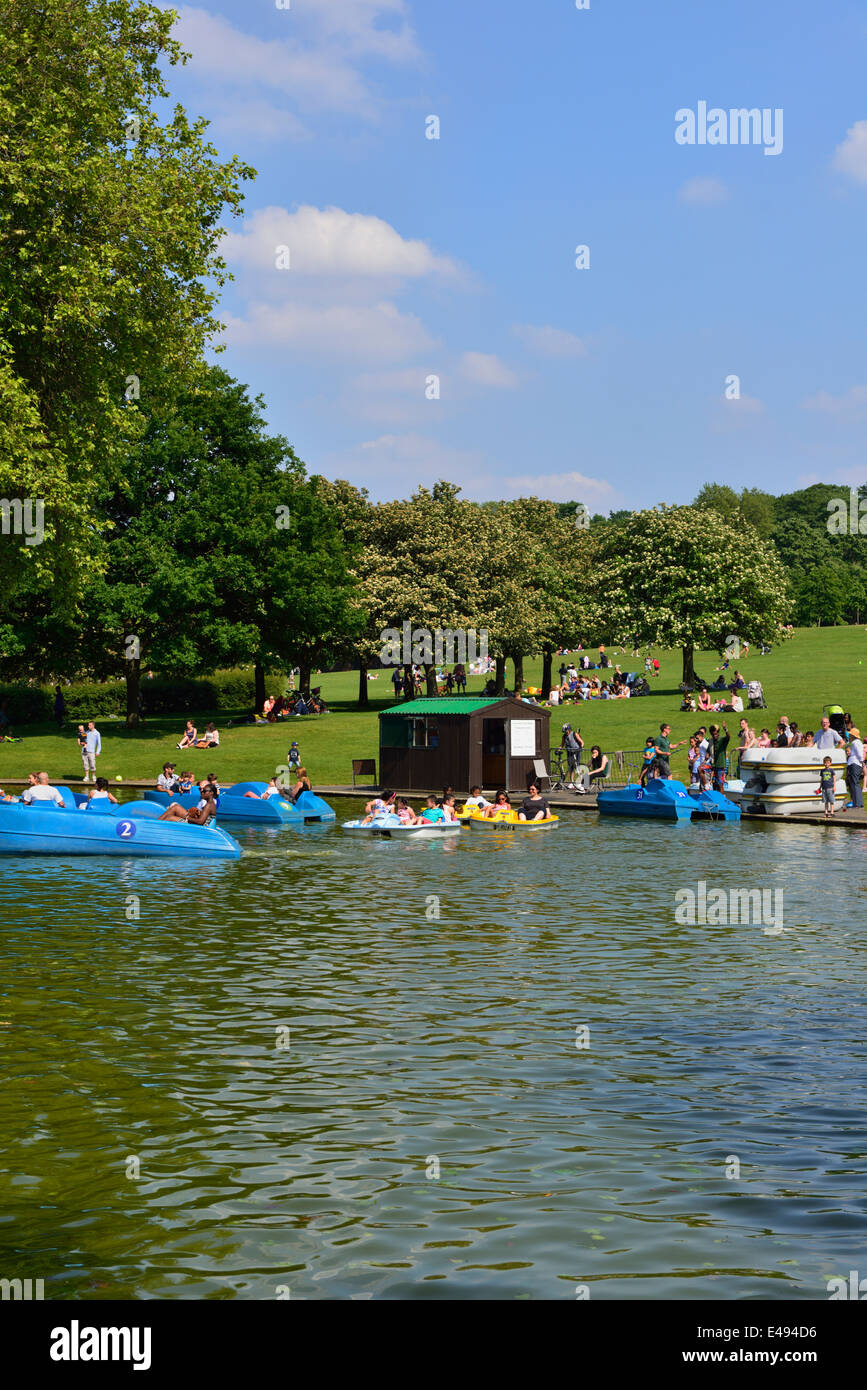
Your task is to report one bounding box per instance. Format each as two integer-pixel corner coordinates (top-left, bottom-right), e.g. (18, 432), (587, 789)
(159, 783), (218, 824)
(696, 688), (712, 712)
(483, 790), (512, 819)
(361, 790), (395, 823)
(419, 795), (446, 824)
(177, 720), (197, 749)
(518, 782), (550, 821)
(80, 777), (118, 807)
(819, 757), (837, 819)
(193, 722), (219, 749)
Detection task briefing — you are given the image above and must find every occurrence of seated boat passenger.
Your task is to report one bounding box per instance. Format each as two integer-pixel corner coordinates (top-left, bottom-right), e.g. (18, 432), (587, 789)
(419, 795), (446, 823)
(395, 796), (420, 824)
(243, 777), (283, 799)
(463, 785), (492, 812)
(80, 777), (119, 807)
(288, 767), (312, 803)
(159, 784), (218, 824)
(177, 772), (194, 792)
(21, 772), (65, 806)
(361, 790), (395, 824)
(483, 790), (511, 818)
(157, 763), (179, 793)
(518, 783), (550, 821)
(441, 794), (458, 822)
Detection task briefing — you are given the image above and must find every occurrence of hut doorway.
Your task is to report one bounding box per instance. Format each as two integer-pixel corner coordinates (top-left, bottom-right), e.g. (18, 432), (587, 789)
(482, 718), (507, 787)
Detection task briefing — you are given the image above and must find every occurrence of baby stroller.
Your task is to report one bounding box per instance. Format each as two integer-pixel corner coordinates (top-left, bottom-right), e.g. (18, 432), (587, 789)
(747, 680), (766, 709)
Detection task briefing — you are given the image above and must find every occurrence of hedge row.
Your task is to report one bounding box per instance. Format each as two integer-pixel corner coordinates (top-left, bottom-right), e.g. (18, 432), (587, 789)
(0, 670), (258, 724)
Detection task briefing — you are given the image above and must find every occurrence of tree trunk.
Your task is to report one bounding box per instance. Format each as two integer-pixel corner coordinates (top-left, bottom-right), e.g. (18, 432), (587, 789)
(125, 656), (141, 728)
(681, 642), (696, 688)
(495, 656), (506, 696)
(425, 663), (438, 696)
(513, 654), (524, 693)
(254, 662), (266, 713)
(358, 662), (369, 709)
(542, 648), (553, 695)
(299, 663), (312, 693)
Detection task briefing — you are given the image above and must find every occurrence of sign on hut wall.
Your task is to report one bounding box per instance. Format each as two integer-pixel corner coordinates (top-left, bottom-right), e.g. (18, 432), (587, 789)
(510, 720), (536, 758)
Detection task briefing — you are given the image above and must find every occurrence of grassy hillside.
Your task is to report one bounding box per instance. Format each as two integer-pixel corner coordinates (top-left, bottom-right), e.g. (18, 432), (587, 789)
(0, 627), (862, 789)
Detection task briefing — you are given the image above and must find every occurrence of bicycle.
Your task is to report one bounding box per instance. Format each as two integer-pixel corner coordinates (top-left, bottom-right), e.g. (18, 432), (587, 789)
(549, 748), (570, 790)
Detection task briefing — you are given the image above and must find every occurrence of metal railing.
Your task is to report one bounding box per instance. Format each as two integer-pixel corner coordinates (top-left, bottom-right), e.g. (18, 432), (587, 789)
(548, 747), (646, 788)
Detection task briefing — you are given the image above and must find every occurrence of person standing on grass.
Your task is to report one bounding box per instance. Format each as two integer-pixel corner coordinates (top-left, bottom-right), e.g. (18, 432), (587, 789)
(844, 727), (864, 810)
(76, 724), (88, 779)
(83, 721), (101, 784)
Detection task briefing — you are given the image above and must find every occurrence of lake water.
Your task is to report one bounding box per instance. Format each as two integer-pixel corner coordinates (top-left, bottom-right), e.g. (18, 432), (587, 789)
(1, 798), (864, 1301)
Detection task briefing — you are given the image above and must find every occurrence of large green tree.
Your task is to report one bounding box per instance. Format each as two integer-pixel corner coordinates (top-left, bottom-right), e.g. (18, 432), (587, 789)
(587, 505), (792, 685)
(0, 0), (253, 605)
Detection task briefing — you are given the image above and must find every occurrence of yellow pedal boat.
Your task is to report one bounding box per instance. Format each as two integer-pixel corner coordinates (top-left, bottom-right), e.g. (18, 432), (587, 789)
(458, 807), (559, 830)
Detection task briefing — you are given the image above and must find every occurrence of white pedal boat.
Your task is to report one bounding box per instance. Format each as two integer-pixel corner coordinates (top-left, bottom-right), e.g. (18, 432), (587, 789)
(736, 747), (847, 814)
(740, 747), (846, 785)
(342, 813), (461, 838)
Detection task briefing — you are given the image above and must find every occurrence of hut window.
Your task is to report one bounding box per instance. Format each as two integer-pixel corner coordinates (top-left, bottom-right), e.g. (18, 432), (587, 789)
(411, 718), (439, 749)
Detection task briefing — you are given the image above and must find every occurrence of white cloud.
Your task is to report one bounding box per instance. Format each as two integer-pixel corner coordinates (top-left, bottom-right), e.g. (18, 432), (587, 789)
(513, 324), (587, 358)
(833, 121), (867, 184)
(324, 433), (486, 496)
(459, 351), (519, 388)
(221, 301), (435, 361)
(678, 176), (730, 205)
(502, 470), (618, 505)
(169, 4), (419, 126)
(802, 385), (867, 414)
(222, 205), (459, 280)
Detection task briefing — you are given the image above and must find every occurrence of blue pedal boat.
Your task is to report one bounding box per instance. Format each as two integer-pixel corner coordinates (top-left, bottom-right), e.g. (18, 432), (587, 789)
(144, 782), (335, 824)
(597, 778), (740, 822)
(0, 788), (242, 858)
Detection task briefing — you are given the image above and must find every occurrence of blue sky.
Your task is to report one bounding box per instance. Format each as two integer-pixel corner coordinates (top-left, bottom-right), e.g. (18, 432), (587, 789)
(162, 0), (867, 509)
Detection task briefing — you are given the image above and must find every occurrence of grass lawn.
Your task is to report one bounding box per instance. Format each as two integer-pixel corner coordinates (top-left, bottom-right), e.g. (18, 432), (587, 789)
(1, 626), (863, 789)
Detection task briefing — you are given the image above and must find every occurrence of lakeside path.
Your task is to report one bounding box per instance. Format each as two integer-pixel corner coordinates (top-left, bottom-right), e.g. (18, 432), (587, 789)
(1, 627), (865, 788)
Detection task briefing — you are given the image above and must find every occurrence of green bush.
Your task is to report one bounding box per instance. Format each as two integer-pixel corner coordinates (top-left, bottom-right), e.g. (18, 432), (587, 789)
(0, 669), (258, 724)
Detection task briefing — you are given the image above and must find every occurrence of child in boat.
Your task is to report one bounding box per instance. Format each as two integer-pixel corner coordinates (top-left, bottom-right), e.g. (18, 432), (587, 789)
(483, 790), (511, 818)
(441, 794), (458, 822)
(819, 757), (836, 818)
(361, 791), (394, 824)
(463, 785), (492, 813)
(395, 797), (419, 824)
(419, 795), (446, 823)
(178, 771), (194, 793)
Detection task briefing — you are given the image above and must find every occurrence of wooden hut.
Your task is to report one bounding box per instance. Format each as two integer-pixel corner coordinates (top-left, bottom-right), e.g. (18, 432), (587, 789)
(378, 696), (551, 793)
